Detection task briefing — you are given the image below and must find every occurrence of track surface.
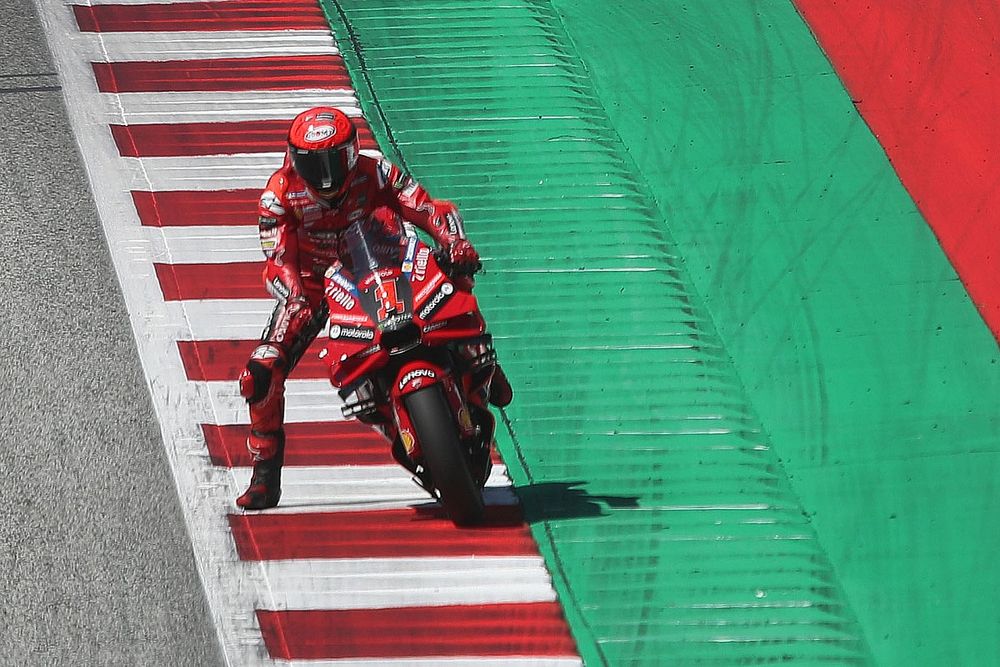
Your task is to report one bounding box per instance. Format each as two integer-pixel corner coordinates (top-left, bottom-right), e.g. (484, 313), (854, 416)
(13, 0), (1000, 664)
(0, 0), (223, 664)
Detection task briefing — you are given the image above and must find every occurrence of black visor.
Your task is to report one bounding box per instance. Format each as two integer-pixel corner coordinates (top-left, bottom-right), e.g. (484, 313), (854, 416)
(290, 146), (350, 193)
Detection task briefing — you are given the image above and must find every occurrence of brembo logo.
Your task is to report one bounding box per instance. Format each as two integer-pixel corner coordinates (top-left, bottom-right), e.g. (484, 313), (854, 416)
(418, 283), (453, 320)
(398, 368), (436, 391)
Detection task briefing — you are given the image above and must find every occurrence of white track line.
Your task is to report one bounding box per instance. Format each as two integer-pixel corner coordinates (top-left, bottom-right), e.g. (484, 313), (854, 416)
(76, 30), (338, 61)
(168, 299), (278, 340)
(104, 90), (361, 123)
(261, 557), (556, 610)
(205, 379), (343, 425)
(229, 465), (516, 514)
(149, 225), (261, 263)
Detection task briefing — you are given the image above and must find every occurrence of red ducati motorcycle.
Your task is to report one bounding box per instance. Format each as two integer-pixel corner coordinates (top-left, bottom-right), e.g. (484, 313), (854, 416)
(321, 216), (500, 525)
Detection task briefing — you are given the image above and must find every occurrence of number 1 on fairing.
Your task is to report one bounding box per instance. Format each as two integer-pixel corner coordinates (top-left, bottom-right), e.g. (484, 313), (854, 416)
(375, 279), (404, 321)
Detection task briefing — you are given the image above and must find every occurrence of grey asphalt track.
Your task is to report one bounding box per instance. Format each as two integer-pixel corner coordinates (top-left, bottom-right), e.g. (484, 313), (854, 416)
(0, 1), (225, 665)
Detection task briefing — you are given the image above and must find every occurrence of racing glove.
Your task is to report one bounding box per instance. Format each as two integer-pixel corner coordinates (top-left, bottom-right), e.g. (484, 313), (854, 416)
(445, 239), (481, 276)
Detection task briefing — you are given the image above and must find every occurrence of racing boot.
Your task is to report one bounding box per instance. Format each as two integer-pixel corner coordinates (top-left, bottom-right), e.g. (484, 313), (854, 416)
(489, 363), (513, 408)
(236, 430), (285, 510)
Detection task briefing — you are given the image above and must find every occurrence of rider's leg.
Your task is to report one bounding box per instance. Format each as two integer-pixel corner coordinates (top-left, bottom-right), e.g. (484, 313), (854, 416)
(236, 280), (328, 509)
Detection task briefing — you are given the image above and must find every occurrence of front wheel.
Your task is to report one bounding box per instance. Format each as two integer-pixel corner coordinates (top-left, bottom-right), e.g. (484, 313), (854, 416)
(404, 385), (484, 526)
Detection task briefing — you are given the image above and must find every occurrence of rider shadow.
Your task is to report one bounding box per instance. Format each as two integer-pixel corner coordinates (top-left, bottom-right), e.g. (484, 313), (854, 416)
(410, 481), (639, 527)
(512, 480), (640, 523)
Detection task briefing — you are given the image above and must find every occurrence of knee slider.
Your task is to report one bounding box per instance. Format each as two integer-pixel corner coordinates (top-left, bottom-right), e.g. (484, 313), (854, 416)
(239, 345), (285, 403)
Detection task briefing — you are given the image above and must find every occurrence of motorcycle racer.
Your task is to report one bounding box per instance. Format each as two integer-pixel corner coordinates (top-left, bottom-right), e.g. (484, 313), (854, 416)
(236, 106), (512, 510)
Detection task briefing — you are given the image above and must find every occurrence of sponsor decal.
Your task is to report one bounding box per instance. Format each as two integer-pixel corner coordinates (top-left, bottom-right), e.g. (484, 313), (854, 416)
(358, 344), (381, 358)
(380, 312), (411, 332)
(414, 271), (444, 302)
(259, 227), (278, 256)
(360, 268), (397, 289)
(324, 262), (343, 279)
(418, 282), (453, 320)
(326, 285), (356, 311)
(269, 277), (290, 300)
(445, 211), (462, 237)
(308, 230), (339, 242)
(330, 312), (372, 326)
(330, 271), (358, 295)
(398, 368), (436, 391)
(422, 321), (448, 334)
(259, 190), (285, 216)
(400, 430), (415, 454)
(329, 324), (375, 341)
(414, 247), (430, 281)
(258, 215), (278, 229)
(348, 208), (365, 222)
(458, 406), (473, 432)
(304, 124), (336, 143)
(401, 261), (414, 273)
(401, 180), (420, 197)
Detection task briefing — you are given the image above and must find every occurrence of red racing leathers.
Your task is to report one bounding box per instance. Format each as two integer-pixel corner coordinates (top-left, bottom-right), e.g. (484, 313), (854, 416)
(239, 153), (470, 463)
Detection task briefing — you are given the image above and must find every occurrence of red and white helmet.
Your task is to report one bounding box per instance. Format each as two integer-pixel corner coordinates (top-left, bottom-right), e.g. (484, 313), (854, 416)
(287, 107), (359, 198)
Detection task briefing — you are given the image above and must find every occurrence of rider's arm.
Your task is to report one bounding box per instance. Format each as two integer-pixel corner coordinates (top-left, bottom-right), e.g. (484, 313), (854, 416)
(257, 178), (305, 302)
(375, 158), (465, 246)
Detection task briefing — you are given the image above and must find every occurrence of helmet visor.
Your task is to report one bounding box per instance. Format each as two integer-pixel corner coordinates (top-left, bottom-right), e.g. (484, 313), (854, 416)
(290, 145), (350, 194)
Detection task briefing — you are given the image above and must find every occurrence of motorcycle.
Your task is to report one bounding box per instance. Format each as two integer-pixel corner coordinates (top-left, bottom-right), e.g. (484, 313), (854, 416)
(320, 214), (501, 525)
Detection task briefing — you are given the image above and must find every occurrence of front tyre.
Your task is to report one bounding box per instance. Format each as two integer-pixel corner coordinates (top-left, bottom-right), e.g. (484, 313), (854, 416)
(404, 385), (484, 526)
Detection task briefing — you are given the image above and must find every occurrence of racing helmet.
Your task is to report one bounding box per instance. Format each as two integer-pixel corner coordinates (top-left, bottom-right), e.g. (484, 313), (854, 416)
(287, 107), (359, 198)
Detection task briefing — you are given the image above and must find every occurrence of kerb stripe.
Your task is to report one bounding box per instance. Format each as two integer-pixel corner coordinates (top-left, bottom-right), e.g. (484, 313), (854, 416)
(154, 261), (262, 300)
(257, 603), (578, 659)
(203, 422), (390, 467)
(74, 0), (326, 32)
(229, 506), (533, 560)
(132, 190), (257, 227)
(178, 339), (326, 381)
(112, 119), (378, 157)
(93, 55), (350, 93)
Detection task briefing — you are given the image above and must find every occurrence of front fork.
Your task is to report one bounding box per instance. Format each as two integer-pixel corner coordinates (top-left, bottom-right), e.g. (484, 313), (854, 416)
(338, 341), (498, 488)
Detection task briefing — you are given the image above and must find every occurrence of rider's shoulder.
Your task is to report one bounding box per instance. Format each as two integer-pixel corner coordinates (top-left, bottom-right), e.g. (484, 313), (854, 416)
(358, 154), (406, 189)
(262, 166), (313, 206)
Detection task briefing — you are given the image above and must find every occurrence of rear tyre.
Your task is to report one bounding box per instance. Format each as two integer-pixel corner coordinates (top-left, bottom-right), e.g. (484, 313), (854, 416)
(405, 385), (484, 526)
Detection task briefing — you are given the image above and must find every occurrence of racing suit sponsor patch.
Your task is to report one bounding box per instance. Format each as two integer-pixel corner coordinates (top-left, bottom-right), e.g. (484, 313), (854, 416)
(259, 227), (279, 257)
(268, 276), (291, 301)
